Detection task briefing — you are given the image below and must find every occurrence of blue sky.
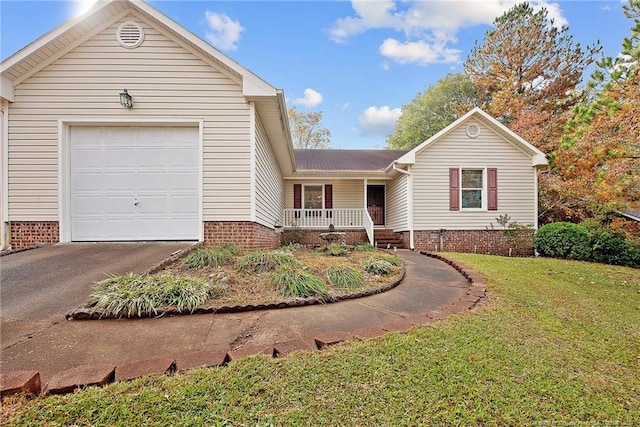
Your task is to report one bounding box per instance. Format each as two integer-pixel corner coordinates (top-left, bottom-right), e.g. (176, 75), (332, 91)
(0, 0), (632, 149)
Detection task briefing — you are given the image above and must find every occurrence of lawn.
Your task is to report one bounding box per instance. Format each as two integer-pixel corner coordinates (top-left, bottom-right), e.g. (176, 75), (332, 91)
(3, 254), (639, 425)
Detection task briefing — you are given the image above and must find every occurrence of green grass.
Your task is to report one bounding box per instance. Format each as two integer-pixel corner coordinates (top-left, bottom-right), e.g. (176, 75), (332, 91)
(272, 265), (329, 298)
(326, 265), (365, 289)
(183, 244), (237, 268)
(4, 255), (639, 425)
(91, 273), (219, 317)
(235, 251), (298, 273)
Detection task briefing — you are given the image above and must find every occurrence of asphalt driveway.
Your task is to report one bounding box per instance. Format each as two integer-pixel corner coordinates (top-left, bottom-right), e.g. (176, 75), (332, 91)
(0, 243), (192, 345)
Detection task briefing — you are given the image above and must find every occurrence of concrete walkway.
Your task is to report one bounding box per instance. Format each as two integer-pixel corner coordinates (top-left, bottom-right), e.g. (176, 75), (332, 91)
(1, 248), (480, 394)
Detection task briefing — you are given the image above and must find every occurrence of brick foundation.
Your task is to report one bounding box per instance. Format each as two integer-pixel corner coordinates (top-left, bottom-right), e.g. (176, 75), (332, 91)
(405, 229), (534, 256)
(204, 221), (279, 250)
(10, 221), (60, 250)
(283, 228), (368, 247)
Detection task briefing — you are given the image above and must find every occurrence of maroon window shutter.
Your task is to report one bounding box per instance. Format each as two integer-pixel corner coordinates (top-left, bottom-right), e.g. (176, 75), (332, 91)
(324, 184), (333, 209)
(449, 168), (460, 211)
(293, 184), (302, 209)
(488, 168), (498, 211)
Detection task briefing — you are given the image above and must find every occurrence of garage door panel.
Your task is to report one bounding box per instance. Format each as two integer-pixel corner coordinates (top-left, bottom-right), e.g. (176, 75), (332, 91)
(70, 126), (199, 241)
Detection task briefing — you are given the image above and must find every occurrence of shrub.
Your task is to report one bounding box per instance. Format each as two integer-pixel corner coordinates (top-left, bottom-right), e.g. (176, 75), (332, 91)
(281, 228), (307, 245)
(183, 245), (236, 268)
(583, 223), (640, 268)
(354, 242), (375, 252)
(92, 273), (217, 317)
(326, 266), (365, 289)
(362, 257), (393, 275)
(321, 243), (349, 257)
(534, 222), (592, 260)
(280, 242), (302, 253)
(272, 265), (328, 298)
(236, 251), (298, 273)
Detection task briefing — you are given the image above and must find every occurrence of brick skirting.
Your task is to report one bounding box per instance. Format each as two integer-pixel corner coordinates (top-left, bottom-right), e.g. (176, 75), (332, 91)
(203, 221), (279, 250)
(405, 229), (534, 256)
(10, 221), (60, 250)
(288, 229), (369, 247)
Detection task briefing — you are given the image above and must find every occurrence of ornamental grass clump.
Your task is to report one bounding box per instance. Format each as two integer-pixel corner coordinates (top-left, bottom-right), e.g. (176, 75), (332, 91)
(374, 253), (402, 266)
(354, 242), (375, 252)
(91, 273), (217, 317)
(272, 265), (328, 298)
(362, 257), (394, 275)
(326, 266), (365, 289)
(321, 242), (350, 257)
(236, 251), (298, 273)
(183, 244), (238, 268)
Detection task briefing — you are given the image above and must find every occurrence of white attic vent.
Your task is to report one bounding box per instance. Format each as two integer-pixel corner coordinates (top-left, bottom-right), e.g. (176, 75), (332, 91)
(117, 22), (144, 48)
(466, 123), (480, 138)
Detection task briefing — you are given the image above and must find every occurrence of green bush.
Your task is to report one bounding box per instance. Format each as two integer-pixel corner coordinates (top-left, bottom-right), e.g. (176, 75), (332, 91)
(362, 257), (393, 275)
(236, 251), (298, 273)
(583, 223), (640, 268)
(326, 266), (365, 289)
(272, 265), (328, 298)
(354, 242), (375, 252)
(183, 245), (236, 268)
(92, 273), (217, 317)
(534, 222), (592, 260)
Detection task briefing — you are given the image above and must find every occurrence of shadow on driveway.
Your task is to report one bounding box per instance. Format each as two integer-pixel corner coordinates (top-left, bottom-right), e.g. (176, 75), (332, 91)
(0, 243), (192, 345)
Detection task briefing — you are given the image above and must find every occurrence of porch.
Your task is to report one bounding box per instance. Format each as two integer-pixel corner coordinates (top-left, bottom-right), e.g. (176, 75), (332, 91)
(282, 208), (374, 245)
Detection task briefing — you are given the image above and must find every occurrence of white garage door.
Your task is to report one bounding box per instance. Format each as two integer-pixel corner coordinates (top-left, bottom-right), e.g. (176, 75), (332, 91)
(70, 126), (200, 241)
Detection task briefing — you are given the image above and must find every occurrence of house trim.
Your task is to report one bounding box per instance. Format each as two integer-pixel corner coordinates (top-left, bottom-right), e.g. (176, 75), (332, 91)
(1, 100), (8, 250)
(57, 117), (205, 243)
(249, 101), (257, 222)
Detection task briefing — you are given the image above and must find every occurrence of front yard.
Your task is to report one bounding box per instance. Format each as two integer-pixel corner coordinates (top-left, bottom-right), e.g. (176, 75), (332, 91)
(3, 254), (639, 425)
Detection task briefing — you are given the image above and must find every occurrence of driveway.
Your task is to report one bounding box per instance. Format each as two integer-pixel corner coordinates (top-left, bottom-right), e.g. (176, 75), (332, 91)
(0, 243), (192, 346)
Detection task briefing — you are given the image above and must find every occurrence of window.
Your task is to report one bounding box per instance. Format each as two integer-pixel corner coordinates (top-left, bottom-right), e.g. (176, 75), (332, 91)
(304, 185), (323, 209)
(449, 168), (498, 211)
(461, 169), (483, 209)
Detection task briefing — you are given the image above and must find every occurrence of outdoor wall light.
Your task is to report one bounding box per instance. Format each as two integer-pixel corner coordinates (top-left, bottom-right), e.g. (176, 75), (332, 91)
(119, 89), (133, 108)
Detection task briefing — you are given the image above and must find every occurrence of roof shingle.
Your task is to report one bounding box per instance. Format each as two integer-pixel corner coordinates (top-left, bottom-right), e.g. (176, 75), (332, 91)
(294, 149), (407, 171)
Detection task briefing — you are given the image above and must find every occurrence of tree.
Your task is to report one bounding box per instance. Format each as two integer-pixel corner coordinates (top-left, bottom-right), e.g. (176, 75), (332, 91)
(464, 2), (600, 154)
(386, 73), (479, 150)
(547, 0), (640, 231)
(287, 107), (332, 149)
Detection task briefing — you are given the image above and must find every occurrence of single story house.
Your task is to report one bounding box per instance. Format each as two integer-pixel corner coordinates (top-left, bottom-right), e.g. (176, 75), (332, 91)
(0, 0), (548, 254)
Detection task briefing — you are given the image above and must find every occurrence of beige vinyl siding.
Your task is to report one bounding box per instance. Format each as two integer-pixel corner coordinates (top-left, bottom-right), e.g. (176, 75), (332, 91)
(412, 122), (536, 230)
(386, 174), (408, 231)
(285, 180), (365, 209)
(7, 14), (251, 221)
(254, 115), (283, 228)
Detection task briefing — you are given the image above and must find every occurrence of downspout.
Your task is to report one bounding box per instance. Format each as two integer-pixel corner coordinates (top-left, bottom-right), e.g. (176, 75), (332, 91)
(1, 100), (9, 250)
(392, 164), (414, 250)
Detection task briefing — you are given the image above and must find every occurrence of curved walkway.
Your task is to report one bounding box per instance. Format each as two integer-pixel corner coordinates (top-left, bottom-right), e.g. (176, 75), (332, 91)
(0, 249), (485, 396)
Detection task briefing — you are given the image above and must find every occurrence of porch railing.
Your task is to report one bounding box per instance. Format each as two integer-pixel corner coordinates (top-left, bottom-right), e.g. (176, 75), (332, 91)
(363, 209), (374, 245)
(282, 209), (365, 229)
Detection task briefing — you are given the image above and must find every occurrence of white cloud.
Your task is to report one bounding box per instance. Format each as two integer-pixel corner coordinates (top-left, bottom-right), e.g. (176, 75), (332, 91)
(379, 38), (461, 65)
(292, 88), (324, 107)
(205, 11), (244, 50)
(358, 106), (402, 136)
(328, 0), (568, 66)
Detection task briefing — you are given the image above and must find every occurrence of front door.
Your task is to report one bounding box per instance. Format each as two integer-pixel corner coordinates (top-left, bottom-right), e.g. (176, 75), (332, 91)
(367, 185), (385, 226)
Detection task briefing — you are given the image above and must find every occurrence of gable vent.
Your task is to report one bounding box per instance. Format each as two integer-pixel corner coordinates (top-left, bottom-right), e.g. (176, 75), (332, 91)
(117, 22), (144, 48)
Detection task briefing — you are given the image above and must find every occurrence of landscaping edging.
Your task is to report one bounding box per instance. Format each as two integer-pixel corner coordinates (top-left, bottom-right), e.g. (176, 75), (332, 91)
(2, 251), (486, 399)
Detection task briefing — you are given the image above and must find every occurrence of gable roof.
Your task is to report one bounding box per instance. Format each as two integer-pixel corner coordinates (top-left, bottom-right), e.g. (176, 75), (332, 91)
(295, 149), (408, 171)
(0, 0), (295, 175)
(393, 107), (548, 169)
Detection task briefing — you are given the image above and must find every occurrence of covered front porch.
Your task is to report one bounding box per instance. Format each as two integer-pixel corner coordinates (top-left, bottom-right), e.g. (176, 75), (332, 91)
(282, 208), (375, 244)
